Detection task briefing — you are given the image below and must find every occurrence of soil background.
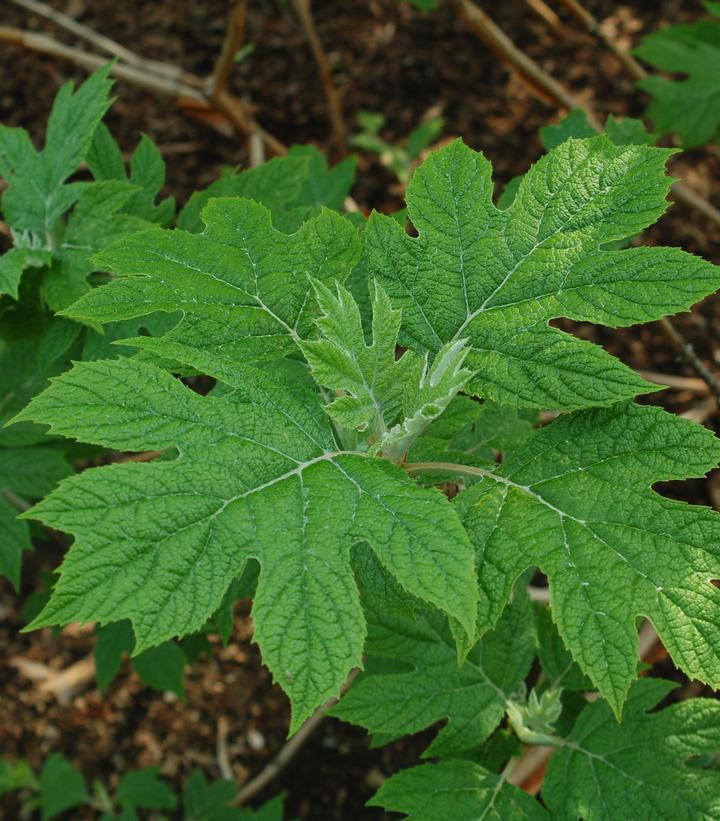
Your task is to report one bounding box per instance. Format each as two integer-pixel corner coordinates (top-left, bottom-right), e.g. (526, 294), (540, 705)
(1, 0), (720, 818)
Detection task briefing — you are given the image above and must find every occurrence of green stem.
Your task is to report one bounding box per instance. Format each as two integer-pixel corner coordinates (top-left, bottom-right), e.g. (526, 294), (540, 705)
(403, 461), (495, 479)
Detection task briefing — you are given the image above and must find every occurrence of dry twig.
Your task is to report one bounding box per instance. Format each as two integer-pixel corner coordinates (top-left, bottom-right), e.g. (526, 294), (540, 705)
(233, 669), (359, 805)
(208, 0), (250, 100)
(0, 24), (285, 156)
(554, 0), (646, 80)
(521, 0), (565, 34)
(7, 0), (181, 80)
(216, 716), (235, 781)
(452, 0), (601, 126)
(290, 0), (346, 149)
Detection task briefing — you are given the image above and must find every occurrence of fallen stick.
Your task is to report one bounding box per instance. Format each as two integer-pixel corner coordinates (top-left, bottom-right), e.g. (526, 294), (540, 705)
(291, 0), (346, 149)
(233, 669), (359, 805)
(0, 25), (286, 156)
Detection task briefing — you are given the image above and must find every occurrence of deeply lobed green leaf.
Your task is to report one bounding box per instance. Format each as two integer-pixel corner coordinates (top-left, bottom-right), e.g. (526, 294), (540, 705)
(14, 357), (477, 729)
(456, 401), (720, 716)
(366, 137), (719, 409)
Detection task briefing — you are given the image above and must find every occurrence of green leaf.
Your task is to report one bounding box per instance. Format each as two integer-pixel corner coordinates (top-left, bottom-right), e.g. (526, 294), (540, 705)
(533, 602), (592, 691)
(366, 137), (720, 409)
(16, 357), (477, 729)
(0, 65), (113, 236)
(0, 447), (72, 499)
(0, 758), (38, 797)
(0, 247), (52, 299)
(133, 641), (186, 698)
(66, 200), (361, 371)
(81, 313), (181, 361)
(86, 121), (125, 181)
(543, 679), (720, 819)
(369, 759), (547, 820)
(302, 279), (471, 459)
(41, 179), (147, 313)
(95, 620), (134, 691)
(332, 585), (534, 757)
(176, 156), (308, 233)
(127, 134), (175, 224)
(39, 753), (88, 821)
(182, 770), (237, 820)
(457, 401), (720, 716)
(0, 496), (30, 589)
(286, 144), (356, 212)
(116, 768), (177, 811)
(636, 15), (720, 147)
(539, 109), (595, 150)
(604, 114), (657, 146)
(94, 619), (186, 696)
(0, 340), (65, 448)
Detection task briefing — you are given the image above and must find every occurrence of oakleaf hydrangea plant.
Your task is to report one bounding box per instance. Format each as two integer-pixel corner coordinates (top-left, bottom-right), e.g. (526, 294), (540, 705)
(4, 64), (720, 819)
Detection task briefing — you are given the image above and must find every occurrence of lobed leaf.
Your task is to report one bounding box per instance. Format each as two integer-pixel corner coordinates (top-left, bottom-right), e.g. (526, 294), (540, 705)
(15, 357), (477, 729)
(366, 137), (720, 409)
(456, 401), (720, 716)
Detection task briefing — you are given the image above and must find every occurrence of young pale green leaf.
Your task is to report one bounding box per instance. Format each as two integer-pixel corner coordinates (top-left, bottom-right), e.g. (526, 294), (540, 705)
(636, 15), (720, 147)
(15, 357), (477, 730)
(366, 137), (720, 409)
(64, 199), (361, 369)
(331, 586), (534, 757)
(302, 279), (471, 459)
(369, 759), (547, 820)
(302, 279), (418, 433)
(0, 65), (113, 237)
(543, 678), (720, 820)
(455, 401), (720, 717)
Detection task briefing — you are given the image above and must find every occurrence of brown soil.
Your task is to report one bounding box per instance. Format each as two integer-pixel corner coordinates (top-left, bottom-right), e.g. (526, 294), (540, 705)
(1, 0), (719, 818)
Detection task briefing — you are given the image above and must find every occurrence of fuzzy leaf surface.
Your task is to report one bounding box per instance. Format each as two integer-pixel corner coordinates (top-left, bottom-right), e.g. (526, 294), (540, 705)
(636, 15), (720, 147)
(456, 401), (720, 716)
(302, 280), (471, 458)
(65, 199), (361, 370)
(370, 759), (547, 820)
(544, 679), (720, 820)
(15, 358), (477, 729)
(366, 137), (720, 408)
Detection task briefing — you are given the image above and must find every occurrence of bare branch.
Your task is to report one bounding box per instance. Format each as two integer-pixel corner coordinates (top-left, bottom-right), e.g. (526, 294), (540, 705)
(521, 0), (565, 34)
(208, 0), (250, 100)
(452, 0), (601, 127)
(290, 0), (346, 149)
(0, 25), (286, 156)
(233, 669), (359, 806)
(8, 0), (189, 83)
(554, 0), (647, 80)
